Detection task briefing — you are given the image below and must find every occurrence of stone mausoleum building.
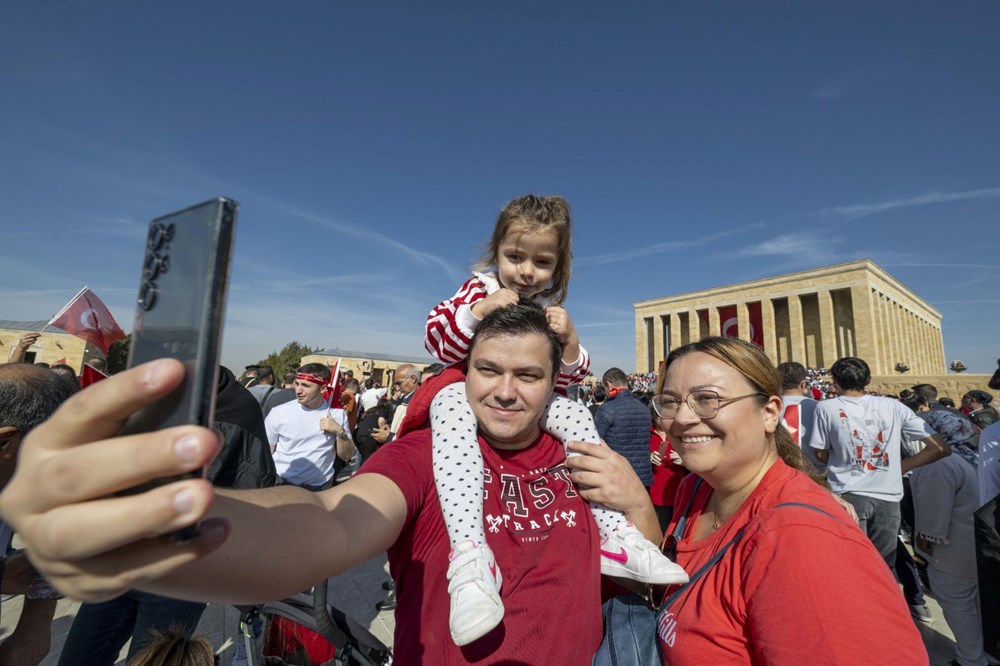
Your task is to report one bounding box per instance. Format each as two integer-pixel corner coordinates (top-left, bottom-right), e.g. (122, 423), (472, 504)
(634, 260), (946, 377)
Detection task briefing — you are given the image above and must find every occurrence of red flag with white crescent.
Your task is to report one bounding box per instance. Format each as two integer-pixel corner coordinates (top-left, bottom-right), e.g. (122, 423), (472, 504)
(47, 287), (126, 354)
(782, 402), (802, 447)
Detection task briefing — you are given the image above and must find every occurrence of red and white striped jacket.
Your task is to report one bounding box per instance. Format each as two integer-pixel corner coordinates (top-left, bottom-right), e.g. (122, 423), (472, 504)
(424, 273), (590, 392)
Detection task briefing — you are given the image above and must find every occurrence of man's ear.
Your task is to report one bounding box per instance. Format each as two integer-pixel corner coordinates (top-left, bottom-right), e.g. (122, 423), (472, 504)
(0, 426), (23, 454)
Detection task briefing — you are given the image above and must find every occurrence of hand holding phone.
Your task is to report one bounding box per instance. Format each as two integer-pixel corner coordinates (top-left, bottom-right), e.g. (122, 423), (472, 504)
(118, 198), (238, 540)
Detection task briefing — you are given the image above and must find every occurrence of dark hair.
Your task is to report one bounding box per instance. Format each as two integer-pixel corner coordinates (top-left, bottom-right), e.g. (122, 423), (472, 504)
(474, 194), (573, 304)
(602, 367), (629, 387)
(296, 363), (331, 383)
(0, 364), (79, 432)
(469, 298), (563, 380)
(938, 396), (956, 408)
(343, 378), (362, 394)
(126, 628), (214, 666)
(50, 364), (77, 381)
(283, 371), (296, 385)
(964, 390), (993, 407)
(777, 361), (807, 392)
(898, 389), (927, 412)
(593, 385), (607, 402)
(830, 357), (871, 391)
(662, 337), (826, 488)
(423, 362), (445, 379)
(256, 365), (275, 381)
(910, 383), (938, 402)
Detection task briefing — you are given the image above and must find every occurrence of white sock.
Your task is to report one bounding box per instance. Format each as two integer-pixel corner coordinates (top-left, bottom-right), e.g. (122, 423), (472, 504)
(431, 383), (487, 548)
(540, 394), (627, 539)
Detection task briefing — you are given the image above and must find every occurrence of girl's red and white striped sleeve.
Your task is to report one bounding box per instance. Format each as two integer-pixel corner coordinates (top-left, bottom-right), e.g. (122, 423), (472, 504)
(555, 345), (590, 392)
(424, 276), (489, 364)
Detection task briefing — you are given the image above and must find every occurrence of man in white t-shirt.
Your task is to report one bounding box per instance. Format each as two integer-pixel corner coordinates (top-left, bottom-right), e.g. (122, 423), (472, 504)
(265, 363), (355, 491)
(777, 361), (825, 475)
(812, 356), (949, 572)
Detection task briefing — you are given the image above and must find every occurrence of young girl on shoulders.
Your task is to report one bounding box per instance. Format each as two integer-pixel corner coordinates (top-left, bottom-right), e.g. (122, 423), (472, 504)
(425, 194), (687, 646)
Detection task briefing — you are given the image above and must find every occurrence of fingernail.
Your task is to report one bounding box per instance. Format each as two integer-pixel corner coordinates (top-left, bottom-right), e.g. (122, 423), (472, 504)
(173, 490), (194, 514)
(201, 520), (228, 544)
(175, 435), (200, 462)
(143, 359), (167, 387)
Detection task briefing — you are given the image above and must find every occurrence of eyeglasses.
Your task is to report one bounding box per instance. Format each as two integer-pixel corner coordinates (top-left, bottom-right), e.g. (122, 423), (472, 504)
(652, 390), (768, 420)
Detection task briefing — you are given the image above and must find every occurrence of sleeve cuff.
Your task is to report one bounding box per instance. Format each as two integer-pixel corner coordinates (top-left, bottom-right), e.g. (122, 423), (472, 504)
(456, 303), (481, 338)
(561, 353), (583, 375)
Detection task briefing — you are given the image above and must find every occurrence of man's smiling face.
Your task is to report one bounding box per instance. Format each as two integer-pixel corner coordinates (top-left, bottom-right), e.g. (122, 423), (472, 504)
(466, 331), (555, 450)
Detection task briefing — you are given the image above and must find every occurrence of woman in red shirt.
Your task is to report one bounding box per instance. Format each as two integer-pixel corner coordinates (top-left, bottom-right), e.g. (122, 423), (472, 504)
(652, 337), (926, 664)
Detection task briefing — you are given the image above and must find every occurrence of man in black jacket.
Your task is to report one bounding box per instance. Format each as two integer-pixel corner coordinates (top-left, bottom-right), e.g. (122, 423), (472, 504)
(595, 368), (653, 489)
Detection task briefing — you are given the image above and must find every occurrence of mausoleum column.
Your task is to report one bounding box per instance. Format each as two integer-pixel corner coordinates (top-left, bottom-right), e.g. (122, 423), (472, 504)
(737, 302), (751, 343)
(761, 299), (777, 364)
(669, 313), (682, 353)
(850, 285), (876, 364)
(708, 306), (721, 337)
(788, 294), (807, 364)
(816, 290), (837, 369)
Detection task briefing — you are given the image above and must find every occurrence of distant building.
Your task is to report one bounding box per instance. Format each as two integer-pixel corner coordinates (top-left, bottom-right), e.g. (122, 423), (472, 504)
(300, 347), (436, 386)
(0, 320), (98, 370)
(634, 259), (945, 376)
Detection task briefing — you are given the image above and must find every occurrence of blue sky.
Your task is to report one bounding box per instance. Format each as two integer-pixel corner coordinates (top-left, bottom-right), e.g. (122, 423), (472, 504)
(2, 1), (998, 375)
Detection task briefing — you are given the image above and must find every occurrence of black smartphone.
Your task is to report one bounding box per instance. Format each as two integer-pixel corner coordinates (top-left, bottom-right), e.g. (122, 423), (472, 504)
(119, 197), (238, 540)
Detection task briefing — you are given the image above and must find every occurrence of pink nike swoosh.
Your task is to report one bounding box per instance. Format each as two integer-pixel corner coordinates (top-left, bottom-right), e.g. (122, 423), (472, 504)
(601, 547), (629, 564)
(489, 561), (498, 579)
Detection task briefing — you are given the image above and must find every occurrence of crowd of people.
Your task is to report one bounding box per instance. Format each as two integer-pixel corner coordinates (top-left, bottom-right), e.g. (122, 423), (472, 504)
(1, 194), (999, 665)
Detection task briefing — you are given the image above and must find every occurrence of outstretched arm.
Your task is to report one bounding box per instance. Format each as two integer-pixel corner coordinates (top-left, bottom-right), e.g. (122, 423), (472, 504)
(0, 359), (408, 605)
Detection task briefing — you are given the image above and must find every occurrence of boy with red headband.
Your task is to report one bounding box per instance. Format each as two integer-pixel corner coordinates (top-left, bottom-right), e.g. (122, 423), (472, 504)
(264, 363), (355, 491)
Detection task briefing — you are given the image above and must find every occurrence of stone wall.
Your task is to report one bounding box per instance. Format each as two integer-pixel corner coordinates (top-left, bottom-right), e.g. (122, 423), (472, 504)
(0, 327), (88, 370)
(869, 374), (998, 402)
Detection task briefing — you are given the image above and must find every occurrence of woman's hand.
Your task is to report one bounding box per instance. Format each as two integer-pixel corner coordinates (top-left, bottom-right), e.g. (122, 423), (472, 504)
(0, 359), (229, 602)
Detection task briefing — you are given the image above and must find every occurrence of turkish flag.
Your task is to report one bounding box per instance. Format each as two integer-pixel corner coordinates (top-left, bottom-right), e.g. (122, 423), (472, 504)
(782, 402), (802, 446)
(79, 363), (109, 388)
(718, 304), (765, 349)
(48, 287), (126, 354)
(322, 358), (343, 405)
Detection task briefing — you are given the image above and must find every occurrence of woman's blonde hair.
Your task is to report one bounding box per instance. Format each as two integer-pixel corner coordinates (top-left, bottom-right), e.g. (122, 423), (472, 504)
(473, 194), (573, 305)
(660, 336), (826, 487)
(126, 628), (215, 666)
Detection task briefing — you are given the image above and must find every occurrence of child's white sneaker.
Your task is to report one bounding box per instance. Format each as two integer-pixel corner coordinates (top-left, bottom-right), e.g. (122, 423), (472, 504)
(446, 540), (504, 646)
(600, 522), (689, 585)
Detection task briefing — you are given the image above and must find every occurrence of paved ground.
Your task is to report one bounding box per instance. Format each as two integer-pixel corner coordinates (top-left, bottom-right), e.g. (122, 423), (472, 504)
(1, 553), (396, 665)
(0, 551), (972, 665)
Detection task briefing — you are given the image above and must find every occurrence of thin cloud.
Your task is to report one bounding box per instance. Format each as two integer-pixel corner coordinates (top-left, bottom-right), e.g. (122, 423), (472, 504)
(820, 188), (1000, 219)
(734, 231), (838, 263)
(576, 224), (766, 267)
(811, 81), (847, 100)
(232, 190), (466, 283)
